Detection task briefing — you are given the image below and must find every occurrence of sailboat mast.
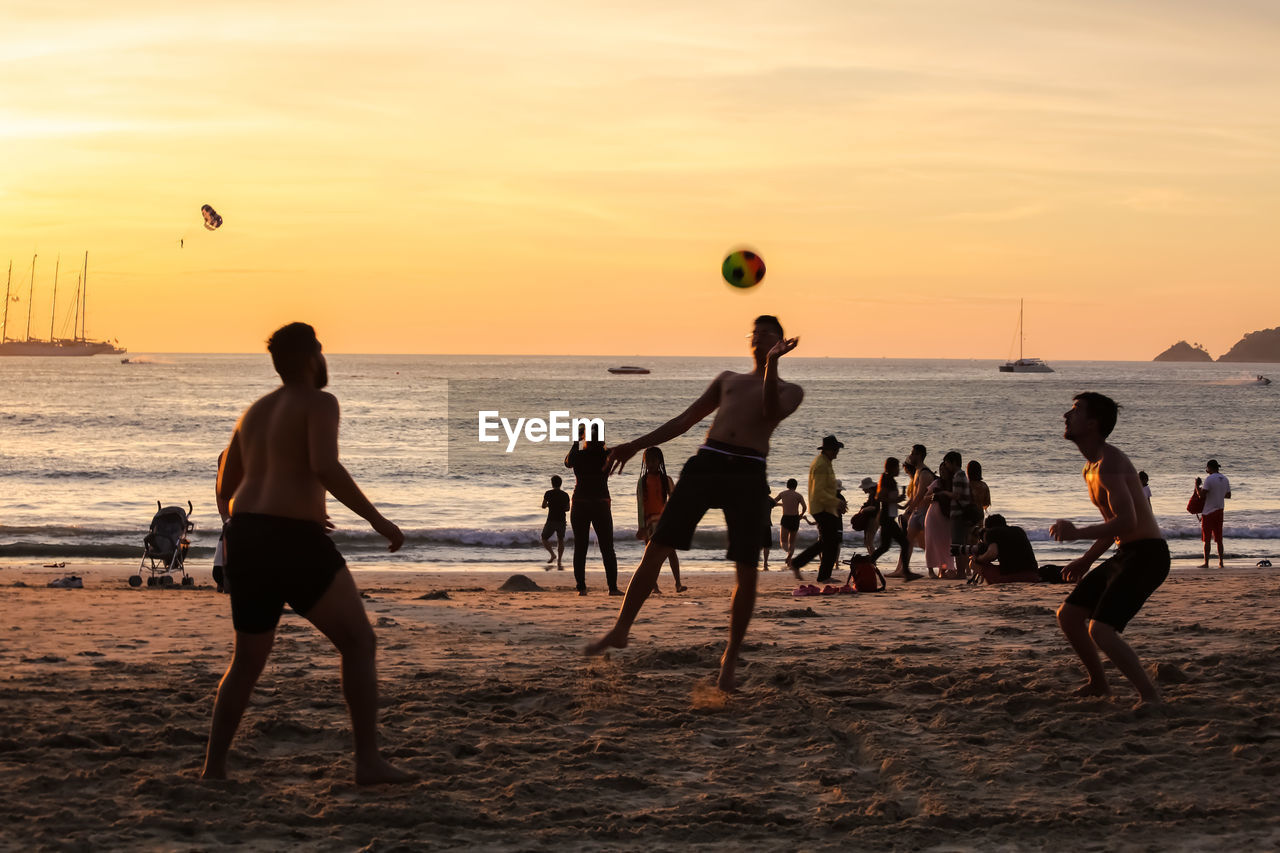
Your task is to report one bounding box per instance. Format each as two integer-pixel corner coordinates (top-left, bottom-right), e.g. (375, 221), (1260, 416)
(1019, 299), (1024, 361)
(72, 273), (81, 342)
(25, 255), (36, 341)
(80, 252), (88, 341)
(2, 261), (10, 343)
(48, 254), (60, 342)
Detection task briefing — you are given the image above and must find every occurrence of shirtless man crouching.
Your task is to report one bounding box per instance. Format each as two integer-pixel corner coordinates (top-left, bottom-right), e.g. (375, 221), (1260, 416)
(201, 322), (412, 784)
(1050, 392), (1169, 708)
(585, 315), (803, 692)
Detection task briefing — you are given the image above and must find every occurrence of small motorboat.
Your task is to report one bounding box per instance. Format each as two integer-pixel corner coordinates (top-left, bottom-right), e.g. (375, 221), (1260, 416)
(1254, 375), (1271, 385)
(608, 366), (650, 375)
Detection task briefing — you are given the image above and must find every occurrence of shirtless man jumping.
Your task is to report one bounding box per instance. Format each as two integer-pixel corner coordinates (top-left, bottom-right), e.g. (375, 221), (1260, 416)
(201, 323), (412, 784)
(585, 315), (803, 691)
(1050, 392), (1169, 707)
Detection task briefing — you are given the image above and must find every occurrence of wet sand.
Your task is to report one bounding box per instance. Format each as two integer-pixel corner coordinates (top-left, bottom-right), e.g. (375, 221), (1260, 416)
(2, 559), (1279, 850)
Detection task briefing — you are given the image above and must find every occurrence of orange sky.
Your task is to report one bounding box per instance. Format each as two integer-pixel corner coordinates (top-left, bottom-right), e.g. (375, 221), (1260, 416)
(2, 1), (1277, 358)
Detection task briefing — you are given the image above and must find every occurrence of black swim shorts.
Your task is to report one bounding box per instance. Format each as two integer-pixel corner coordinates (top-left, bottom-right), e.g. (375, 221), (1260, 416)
(224, 512), (346, 634)
(1064, 538), (1169, 632)
(780, 513), (801, 533)
(541, 517), (566, 540)
(651, 446), (769, 567)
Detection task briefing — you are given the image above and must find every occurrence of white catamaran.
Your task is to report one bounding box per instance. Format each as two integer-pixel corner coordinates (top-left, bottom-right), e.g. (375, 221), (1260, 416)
(0, 252), (125, 356)
(998, 299), (1052, 373)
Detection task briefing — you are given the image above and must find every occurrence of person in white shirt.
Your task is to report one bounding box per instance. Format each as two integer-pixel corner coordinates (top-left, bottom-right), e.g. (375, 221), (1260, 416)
(1195, 459), (1231, 568)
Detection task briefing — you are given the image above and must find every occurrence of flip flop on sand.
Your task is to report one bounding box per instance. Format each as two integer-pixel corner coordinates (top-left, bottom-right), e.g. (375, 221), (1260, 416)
(792, 584), (821, 597)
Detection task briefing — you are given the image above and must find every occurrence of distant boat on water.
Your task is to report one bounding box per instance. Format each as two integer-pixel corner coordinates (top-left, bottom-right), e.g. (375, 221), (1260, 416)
(0, 252), (125, 357)
(608, 366), (650, 375)
(998, 300), (1053, 373)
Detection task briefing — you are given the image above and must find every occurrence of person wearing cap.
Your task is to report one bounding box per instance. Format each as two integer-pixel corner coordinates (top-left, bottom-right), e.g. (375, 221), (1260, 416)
(790, 435), (846, 583)
(1195, 460), (1231, 568)
(854, 475), (879, 553)
(772, 477), (811, 572)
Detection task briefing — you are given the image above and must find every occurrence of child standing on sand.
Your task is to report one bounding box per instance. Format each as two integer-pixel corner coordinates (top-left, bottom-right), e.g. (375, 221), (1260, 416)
(636, 447), (685, 593)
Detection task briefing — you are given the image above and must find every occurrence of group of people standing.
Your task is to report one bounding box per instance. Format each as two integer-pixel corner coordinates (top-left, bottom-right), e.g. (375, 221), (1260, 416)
(783, 440), (992, 584)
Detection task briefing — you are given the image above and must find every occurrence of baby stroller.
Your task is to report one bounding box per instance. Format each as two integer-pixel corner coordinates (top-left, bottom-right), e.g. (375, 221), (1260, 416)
(130, 501), (195, 587)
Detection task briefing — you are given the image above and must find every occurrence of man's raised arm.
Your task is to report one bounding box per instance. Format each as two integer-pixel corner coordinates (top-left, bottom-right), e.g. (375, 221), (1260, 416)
(762, 336), (800, 419)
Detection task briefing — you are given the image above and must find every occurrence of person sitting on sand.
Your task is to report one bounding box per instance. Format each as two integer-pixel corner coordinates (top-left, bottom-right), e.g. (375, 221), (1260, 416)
(541, 475), (570, 570)
(968, 515), (1038, 584)
(202, 322), (411, 784)
(585, 315), (803, 692)
(636, 447), (686, 593)
(1050, 392), (1169, 707)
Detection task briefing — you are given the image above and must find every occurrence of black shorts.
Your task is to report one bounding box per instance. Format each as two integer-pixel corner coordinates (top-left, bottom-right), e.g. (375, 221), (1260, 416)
(541, 517), (566, 540)
(652, 448), (769, 566)
(1064, 538), (1169, 632)
(224, 513), (346, 634)
(780, 514), (801, 533)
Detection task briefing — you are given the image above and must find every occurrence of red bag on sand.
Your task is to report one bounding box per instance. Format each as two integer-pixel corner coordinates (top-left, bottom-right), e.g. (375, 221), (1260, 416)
(849, 560), (886, 593)
(1187, 489), (1205, 515)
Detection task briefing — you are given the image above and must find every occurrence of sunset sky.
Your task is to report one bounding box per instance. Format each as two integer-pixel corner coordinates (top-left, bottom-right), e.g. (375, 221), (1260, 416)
(2, 0), (1277, 358)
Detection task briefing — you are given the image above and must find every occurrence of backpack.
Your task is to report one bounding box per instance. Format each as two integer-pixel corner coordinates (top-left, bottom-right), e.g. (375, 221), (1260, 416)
(849, 503), (877, 532)
(849, 560), (886, 593)
(1187, 488), (1205, 515)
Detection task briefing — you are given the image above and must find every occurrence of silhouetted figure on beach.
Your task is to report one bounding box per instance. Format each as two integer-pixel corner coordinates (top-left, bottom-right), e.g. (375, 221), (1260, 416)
(585, 316), (802, 691)
(1194, 460), (1231, 568)
(636, 446), (685, 592)
(869, 457), (917, 579)
(202, 323), (411, 785)
(1051, 392), (1169, 707)
(896, 444), (933, 575)
(565, 425), (620, 595)
(773, 478), (810, 569)
(541, 475), (570, 570)
(790, 435), (846, 583)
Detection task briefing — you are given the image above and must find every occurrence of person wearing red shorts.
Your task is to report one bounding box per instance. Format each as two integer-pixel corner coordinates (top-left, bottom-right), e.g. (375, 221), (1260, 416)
(1195, 459), (1231, 568)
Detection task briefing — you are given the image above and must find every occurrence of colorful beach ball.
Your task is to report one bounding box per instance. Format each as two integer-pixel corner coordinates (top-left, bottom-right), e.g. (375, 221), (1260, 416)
(722, 249), (766, 289)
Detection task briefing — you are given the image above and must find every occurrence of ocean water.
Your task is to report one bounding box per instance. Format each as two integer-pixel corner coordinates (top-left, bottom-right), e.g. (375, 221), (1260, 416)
(1, 354), (1276, 572)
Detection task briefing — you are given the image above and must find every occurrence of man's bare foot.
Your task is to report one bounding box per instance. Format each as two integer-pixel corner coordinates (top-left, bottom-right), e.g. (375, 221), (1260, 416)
(885, 569), (907, 578)
(716, 655), (738, 692)
(546, 554), (555, 563)
(676, 584), (688, 593)
(584, 630), (628, 656)
(199, 765), (227, 782)
(355, 755), (416, 785)
(901, 570), (921, 582)
(1133, 693), (1165, 710)
(1196, 562), (1209, 568)
(1072, 681), (1110, 698)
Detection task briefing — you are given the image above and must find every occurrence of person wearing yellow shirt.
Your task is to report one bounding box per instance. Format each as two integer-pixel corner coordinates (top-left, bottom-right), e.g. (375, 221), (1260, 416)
(790, 434), (845, 582)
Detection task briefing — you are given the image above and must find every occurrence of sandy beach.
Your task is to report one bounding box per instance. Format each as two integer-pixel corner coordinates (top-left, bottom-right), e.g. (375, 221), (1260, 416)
(3, 558), (1279, 851)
